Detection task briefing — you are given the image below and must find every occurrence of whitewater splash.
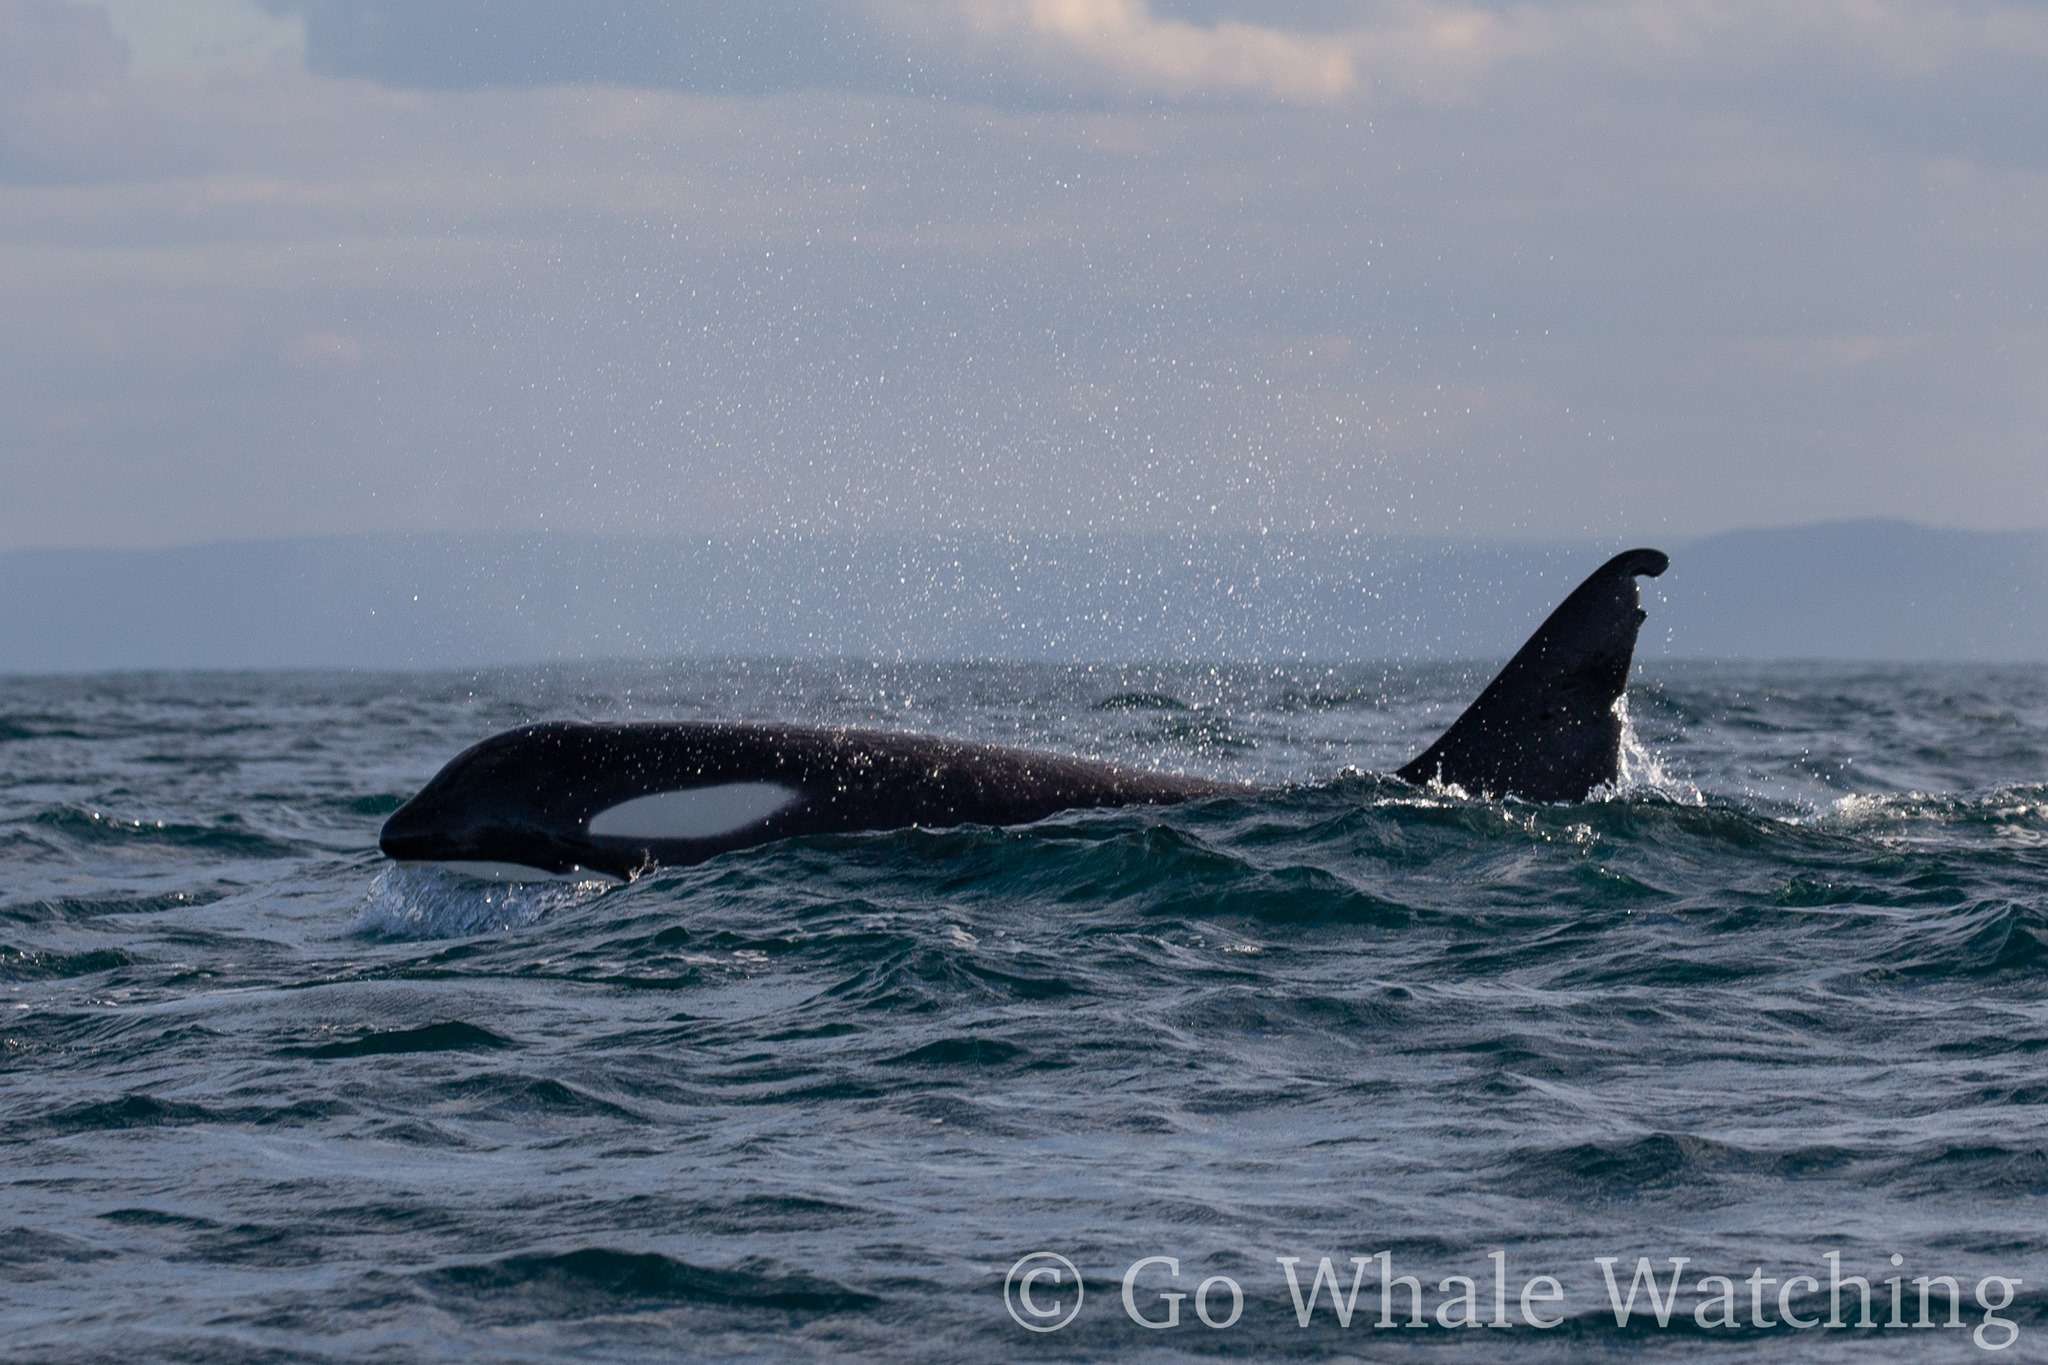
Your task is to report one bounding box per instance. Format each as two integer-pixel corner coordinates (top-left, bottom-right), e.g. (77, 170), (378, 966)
(352, 863), (615, 939)
(1612, 695), (1704, 805)
(1813, 785), (2048, 851)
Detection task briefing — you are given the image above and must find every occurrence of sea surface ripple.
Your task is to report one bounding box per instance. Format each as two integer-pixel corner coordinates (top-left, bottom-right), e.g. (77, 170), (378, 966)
(2, 660), (2045, 1361)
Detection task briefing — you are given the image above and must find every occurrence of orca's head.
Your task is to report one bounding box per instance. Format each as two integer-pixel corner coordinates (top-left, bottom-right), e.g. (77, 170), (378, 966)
(378, 724), (633, 881)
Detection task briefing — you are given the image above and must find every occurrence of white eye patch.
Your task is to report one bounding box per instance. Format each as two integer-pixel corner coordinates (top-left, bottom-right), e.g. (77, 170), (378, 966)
(586, 782), (802, 841)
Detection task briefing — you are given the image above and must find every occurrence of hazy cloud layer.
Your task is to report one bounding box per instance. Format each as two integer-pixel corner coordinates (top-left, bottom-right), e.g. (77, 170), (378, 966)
(2, 0), (2043, 550)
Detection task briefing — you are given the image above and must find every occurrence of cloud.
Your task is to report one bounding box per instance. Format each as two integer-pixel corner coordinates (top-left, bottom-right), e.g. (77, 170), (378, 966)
(235, 0), (2048, 125)
(0, 0), (128, 87)
(256, 0), (1371, 106)
(3, 0), (2047, 551)
(261, 0), (900, 95)
(0, 0), (154, 182)
(943, 0), (1357, 101)
(98, 0), (304, 74)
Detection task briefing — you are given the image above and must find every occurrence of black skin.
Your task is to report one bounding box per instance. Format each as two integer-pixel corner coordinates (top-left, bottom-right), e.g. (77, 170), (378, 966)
(1398, 548), (1669, 801)
(378, 721), (1227, 878)
(381, 549), (1669, 878)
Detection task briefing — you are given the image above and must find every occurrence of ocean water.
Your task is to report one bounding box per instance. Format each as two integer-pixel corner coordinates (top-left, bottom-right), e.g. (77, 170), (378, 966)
(3, 659), (2045, 1361)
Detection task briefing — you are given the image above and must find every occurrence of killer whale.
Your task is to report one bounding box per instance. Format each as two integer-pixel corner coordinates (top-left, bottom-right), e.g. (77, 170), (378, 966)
(379, 549), (1668, 880)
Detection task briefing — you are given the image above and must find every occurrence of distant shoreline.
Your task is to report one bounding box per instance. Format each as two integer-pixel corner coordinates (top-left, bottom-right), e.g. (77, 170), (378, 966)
(4, 521), (2043, 671)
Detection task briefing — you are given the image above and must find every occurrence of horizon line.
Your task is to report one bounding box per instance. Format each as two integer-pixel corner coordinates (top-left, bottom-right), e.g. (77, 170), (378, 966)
(7, 516), (2046, 558)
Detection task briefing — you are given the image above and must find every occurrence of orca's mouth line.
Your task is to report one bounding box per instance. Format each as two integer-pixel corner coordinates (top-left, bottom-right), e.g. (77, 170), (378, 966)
(379, 814), (632, 881)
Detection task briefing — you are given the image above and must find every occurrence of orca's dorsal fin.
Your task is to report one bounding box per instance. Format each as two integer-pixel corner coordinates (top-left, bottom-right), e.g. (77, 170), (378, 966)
(1397, 548), (1669, 802)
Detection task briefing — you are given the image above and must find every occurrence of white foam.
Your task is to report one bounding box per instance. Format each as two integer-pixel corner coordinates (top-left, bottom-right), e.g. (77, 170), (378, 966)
(1610, 695), (1703, 805)
(353, 863), (612, 940)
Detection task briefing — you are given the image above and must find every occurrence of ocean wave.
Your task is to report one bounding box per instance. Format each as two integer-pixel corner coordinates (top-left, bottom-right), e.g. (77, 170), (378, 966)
(404, 1247), (881, 1322)
(27, 804), (302, 858)
(8, 662), (2047, 1362)
(23, 1092), (352, 1137)
(273, 1019), (518, 1059)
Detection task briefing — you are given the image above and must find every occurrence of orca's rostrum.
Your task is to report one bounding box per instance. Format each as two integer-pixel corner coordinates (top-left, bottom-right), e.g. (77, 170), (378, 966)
(379, 549), (1669, 880)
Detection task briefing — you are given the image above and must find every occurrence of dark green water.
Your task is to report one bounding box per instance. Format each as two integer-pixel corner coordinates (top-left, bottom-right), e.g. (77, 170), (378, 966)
(3, 660), (2045, 1360)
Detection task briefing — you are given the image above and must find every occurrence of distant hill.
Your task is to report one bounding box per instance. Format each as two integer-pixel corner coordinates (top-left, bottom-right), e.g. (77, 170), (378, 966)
(2, 521), (2042, 672)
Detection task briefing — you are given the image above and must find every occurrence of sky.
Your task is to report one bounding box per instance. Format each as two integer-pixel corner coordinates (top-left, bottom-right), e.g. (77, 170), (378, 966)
(3, 0), (2044, 551)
